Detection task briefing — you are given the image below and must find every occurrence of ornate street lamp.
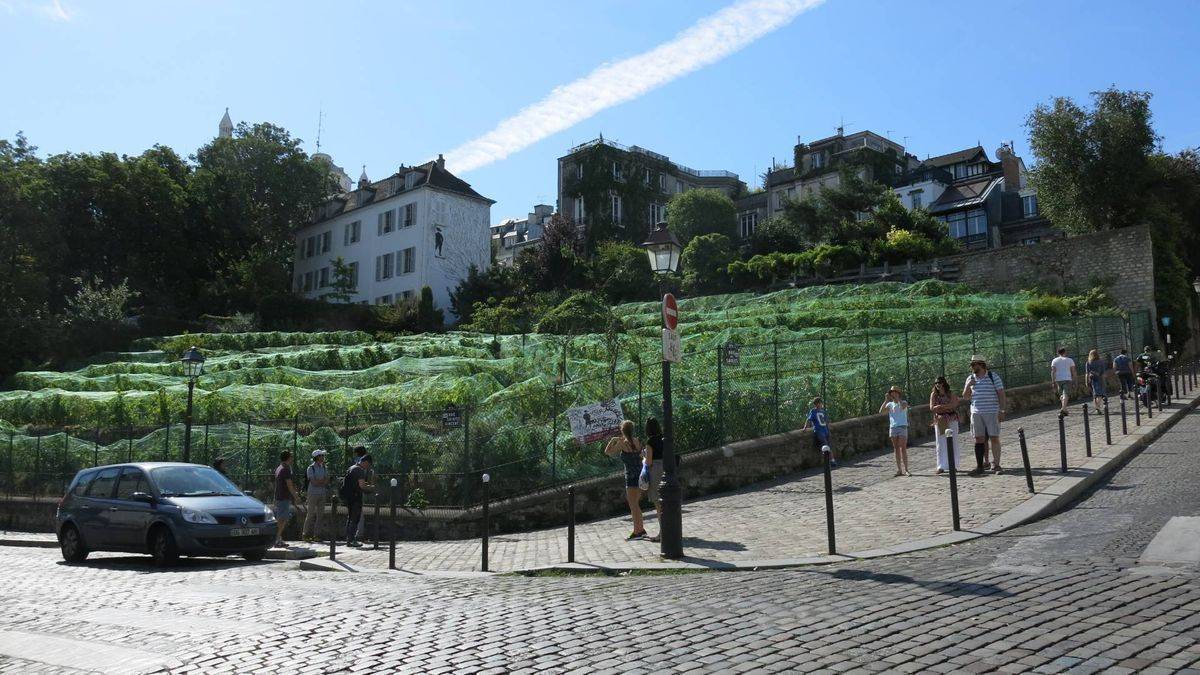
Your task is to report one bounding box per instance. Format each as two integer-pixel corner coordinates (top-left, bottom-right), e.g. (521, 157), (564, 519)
(640, 221), (684, 559)
(181, 346), (205, 463)
(1192, 277), (1200, 296)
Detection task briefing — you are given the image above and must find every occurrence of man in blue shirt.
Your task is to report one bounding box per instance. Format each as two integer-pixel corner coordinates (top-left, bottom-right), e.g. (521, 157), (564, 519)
(803, 397), (836, 467)
(1114, 348), (1135, 399)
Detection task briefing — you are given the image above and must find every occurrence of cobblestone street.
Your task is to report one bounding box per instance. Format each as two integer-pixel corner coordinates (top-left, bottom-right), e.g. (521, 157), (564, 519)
(1, 407), (1198, 673)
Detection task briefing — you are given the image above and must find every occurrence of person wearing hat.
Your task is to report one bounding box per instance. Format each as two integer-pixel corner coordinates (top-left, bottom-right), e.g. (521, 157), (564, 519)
(962, 354), (1007, 476)
(302, 449), (330, 543)
(879, 386), (911, 476)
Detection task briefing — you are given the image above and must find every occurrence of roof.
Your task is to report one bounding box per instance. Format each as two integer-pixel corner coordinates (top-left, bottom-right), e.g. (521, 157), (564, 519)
(313, 159), (494, 224)
(928, 176), (1002, 214)
(924, 146), (988, 168)
(736, 191), (768, 210)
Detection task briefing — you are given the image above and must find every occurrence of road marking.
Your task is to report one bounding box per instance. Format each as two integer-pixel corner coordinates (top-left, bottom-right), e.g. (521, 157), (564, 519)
(0, 629), (180, 674)
(1139, 516), (1200, 565)
(78, 608), (270, 634)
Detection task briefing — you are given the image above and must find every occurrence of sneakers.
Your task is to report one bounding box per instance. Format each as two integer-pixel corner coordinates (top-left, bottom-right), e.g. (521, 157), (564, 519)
(626, 530), (648, 541)
(936, 469), (946, 474)
(993, 465), (1003, 475)
(967, 467), (985, 477)
(649, 535), (661, 543)
(346, 540), (362, 548)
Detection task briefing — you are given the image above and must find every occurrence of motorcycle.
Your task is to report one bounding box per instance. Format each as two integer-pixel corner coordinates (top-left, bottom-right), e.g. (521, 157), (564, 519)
(1137, 368), (1166, 408)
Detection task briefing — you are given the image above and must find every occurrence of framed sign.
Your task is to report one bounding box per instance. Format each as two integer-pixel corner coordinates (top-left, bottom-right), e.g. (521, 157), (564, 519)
(566, 398), (625, 444)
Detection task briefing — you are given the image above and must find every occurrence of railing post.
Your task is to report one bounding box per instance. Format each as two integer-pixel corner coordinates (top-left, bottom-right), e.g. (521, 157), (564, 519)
(1000, 331), (1009, 385)
(1103, 400), (1112, 445)
(821, 444), (836, 554)
(716, 346), (724, 446)
(903, 330), (911, 396)
(551, 384), (560, 482)
(1018, 428), (1034, 493)
(372, 483), (382, 550)
(1082, 404), (1092, 458)
(820, 336), (828, 403)
(329, 494), (338, 562)
(637, 360), (644, 430)
(567, 485), (576, 563)
(1058, 413), (1068, 473)
(1134, 385), (1142, 425)
(34, 434), (41, 500)
(1120, 395), (1128, 435)
(945, 430), (961, 531)
(1026, 331), (1035, 387)
(389, 478), (397, 570)
(864, 332), (873, 417)
(92, 428), (99, 467)
(480, 473), (490, 572)
(244, 420), (251, 491)
(939, 331), (946, 379)
(772, 340), (780, 434)
(127, 426), (133, 463)
(462, 408), (472, 505)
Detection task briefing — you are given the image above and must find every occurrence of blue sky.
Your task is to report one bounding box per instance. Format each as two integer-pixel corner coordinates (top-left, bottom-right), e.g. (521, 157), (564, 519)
(2, 0), (1199, 223)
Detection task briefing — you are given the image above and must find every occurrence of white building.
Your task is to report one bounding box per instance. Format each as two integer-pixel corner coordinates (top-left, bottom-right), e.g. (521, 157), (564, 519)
(292, 155), (494, 317)
(490, 204), (553, 267)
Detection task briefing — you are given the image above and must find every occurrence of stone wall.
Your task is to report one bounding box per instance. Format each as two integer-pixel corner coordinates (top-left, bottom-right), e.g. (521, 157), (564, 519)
(942, 225), (1156, 321)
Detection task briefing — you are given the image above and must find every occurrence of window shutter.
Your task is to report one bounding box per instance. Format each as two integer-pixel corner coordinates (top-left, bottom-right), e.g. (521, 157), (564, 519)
(377, 214), (384, 236)
(375, 256), (382, 281)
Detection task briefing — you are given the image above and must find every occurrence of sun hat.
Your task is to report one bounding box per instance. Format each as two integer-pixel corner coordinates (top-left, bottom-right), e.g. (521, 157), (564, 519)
(311, 449), (327, 458)
(888, 385), (904, 394)
(969, 354), (988, 364)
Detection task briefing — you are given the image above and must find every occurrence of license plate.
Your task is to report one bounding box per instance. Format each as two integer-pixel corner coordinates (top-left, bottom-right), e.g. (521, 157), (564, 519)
(229, 528), (260, 537)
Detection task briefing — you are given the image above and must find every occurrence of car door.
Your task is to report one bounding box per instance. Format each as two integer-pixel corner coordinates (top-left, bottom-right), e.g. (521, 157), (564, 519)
(77, 467), (121, 547)
(110, 467), (154, 549)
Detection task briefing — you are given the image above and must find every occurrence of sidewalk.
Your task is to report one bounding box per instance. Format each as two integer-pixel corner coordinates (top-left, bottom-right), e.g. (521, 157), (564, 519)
(329, 393), (1198, 573)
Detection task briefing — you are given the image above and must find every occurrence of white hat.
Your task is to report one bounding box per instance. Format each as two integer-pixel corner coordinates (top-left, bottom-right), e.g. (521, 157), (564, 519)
(311, 449), (327, 458)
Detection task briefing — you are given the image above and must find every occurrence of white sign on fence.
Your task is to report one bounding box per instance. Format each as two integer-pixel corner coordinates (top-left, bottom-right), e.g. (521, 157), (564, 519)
(566, 398), (626, 444)
(663, 328), (682, 363)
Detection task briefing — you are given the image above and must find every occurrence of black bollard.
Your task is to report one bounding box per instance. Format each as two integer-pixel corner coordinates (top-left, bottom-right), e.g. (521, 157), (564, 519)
(1018, 428), (1034, 493)
(1103, 400), (1112, 445)
(567, 485), (576, 564)
(1082, 404), (1092, 458)
(329, 494), (337, 562)
(373, 488), (381, 550)
(1135, 387), (1142, 425)
(1120, 395), (1128, 435)
(821, 444), (837, 554)
(1058, 413), (1068, 473)
(1146, 385), (1153, 419)
(388, 478), (397, 570)
(480, 473), (490, 572)
(945, 431), (961, 532)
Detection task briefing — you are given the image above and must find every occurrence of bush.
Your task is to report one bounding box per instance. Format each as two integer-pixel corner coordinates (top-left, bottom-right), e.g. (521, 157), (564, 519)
(535, 292), (617, 335)
(1025, 295), (1070, 319)
(681, 233), (735, 295)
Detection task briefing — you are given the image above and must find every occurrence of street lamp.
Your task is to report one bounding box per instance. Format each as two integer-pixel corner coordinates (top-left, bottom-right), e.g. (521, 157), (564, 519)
(1192, 277), (1200, 296)
(181, 346), (205, 464)
(640, 221), (684, 559)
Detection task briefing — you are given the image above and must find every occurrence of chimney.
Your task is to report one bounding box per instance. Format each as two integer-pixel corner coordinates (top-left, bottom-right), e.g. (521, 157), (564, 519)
(996, 143), (1022, 191)
(436, 154), (445, 170)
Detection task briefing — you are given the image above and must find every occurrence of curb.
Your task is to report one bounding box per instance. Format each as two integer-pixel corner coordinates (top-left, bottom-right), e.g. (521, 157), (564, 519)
(517, 395), (1200, 576)
(0, 536), (57, 549)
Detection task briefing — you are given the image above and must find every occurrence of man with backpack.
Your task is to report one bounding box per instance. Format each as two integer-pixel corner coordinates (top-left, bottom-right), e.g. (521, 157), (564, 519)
(350, 446), (375, 541)
(340, 453), (372, 547)
(962, 354), (1007, 476)
(301, 449), (329, 543)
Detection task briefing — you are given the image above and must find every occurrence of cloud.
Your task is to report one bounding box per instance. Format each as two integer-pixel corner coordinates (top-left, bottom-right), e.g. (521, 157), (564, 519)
(42, 0), (71, 21)
(444, 0), (825, 173)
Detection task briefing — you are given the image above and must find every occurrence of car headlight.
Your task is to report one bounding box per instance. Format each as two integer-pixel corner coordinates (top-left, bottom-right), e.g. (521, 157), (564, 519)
(181, 508), (218, 525)
(262, 505), (276, 523)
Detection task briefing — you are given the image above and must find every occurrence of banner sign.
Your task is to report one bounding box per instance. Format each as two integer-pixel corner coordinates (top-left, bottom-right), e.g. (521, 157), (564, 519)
(566, 398), (625, 444)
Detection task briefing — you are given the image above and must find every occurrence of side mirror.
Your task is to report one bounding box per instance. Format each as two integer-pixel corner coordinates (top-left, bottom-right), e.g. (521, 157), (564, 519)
(130, 491), (156, 504)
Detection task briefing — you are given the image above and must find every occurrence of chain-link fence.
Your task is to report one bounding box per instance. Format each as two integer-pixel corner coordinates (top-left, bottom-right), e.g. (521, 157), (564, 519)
(0, 313), (1147, 508)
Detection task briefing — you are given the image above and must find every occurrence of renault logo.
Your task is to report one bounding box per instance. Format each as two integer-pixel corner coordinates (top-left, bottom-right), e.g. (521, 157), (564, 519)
(240, 516), (247, 525)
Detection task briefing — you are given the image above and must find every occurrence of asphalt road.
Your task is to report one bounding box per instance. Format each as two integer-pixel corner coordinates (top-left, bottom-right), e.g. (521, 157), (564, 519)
(1, 410), (1198, 674)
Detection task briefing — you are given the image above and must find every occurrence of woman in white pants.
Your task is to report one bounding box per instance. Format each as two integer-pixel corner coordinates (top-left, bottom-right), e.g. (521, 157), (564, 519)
(930, 376), (961, 473)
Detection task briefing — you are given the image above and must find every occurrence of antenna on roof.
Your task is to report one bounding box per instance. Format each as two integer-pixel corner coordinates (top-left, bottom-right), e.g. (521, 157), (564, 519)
(315, 106), (324, 152)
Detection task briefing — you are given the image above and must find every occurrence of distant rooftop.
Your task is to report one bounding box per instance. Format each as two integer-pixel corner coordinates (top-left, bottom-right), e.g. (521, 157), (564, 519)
(564, 137), (739, 180)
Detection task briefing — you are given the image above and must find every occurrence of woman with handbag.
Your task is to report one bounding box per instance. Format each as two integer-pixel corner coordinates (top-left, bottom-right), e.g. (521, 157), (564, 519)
(930, 376), (961, 474)
(604, 420), (648, 540)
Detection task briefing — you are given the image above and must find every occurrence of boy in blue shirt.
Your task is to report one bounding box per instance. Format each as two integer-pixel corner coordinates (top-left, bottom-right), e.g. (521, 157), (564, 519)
(803, 397), (836, 467)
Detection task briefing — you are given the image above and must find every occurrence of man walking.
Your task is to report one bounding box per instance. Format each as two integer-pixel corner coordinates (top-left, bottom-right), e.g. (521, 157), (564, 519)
(343, 454), (372, 547)
(1051, 347), (1076, 416)
(273, 451), (301, 548)
(963, 355), (1007, 476)
(1114, 348), (1135, 399)
(302, 449), (329, 543)
(351, 446), (375, 541)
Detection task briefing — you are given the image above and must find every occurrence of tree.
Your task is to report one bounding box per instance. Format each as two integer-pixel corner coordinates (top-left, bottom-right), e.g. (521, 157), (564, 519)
(681, 233), (735, 295)
(326, 257), (356, 303)
(514, 213), (587, 293)
(449, 263), (520, 325)
(535, 292), (617, 335)
(1026, 88), (1157, 234)
(666, 188), (737, 244)
(588, 241), (656, 304)
(748, 215), (807, 255)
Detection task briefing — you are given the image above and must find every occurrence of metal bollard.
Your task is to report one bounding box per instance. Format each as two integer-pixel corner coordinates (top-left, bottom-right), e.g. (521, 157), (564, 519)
(821, 445), (837, 553)
(1120, 395), (1128, 435)
(1058, 413), (1068, 473)
(373, 488), (381, 550)
(1103, 400), (1112, 445)
(1082, 404), (1092, 458)
(944, 432), (961, 532)
(329, 495), (338, 562)
(480, 473), (490, 572)
(567, 485), (576, 564)
(1134, 388), (1142, 425)
(1018, 428), (1034, 493)
(1146, 386), (1153, 419)
(389, 478), (397, 570)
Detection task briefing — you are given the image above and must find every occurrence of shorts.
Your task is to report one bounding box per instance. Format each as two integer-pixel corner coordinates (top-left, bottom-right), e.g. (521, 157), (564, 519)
(889, 426), (908, 439)
(971, 412), (1001, 439)
(273, 499), (294, 520)
(1055, 381), (1071, 398)
(811, 434), (830, 453)
(1090, 379), (1107, 397)
(620, 453), (642, 489)
(646, 459), (664, 504)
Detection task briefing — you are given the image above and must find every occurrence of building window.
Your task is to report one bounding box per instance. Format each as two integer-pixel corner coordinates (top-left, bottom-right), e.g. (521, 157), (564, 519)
(576, 163), (583, 179)
(348, 261), (359, 289)
(344, 220), (361, 246)
(401, 289), (415, 300)
(1022, 194), (1038, 218)
(303, 271), (314, 292)
(1022, 237), (1041, 246)
(649, 202), (664, 225)
(659, 174), (667, 190)
(739, 212), (758, 239)
(612, 162), (622, 181)
(811, 152), (826, 170)
(376, 252), (394, 280)
(378, 209), (395, 235)
(611, 194), (622, 227)
(775, 192), (787, 211)
(375, 295), (392, 305)
(573, 195), (585, 222)
(317, 267), (329, 288)
(321, 231), (331, 253)
(404, 203), (416, 228)
(909, 190), (923, 210)
(940, 209), (988, 239)
(400, 247), (416, 274)
(966, 209), (987, 235)
(676, 180), (684, 193)
(644, 168), (651, 185)
(304, 236), (315, 259)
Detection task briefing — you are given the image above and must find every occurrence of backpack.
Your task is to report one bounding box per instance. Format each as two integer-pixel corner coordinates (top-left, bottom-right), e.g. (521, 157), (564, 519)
(337, 466), (357, 502)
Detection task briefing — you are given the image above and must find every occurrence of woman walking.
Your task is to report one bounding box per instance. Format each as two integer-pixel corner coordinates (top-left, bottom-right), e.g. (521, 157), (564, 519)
(880, 386), (911, 476)
(643, 418), (665, 542)
(605, 420), (648, 540)
(929, 376), (961, 474)
(1086, 349), (1108, 409)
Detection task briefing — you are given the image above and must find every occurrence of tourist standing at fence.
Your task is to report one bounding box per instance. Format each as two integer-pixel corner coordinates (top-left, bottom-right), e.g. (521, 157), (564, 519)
(351, 446), (374, 540)
(1086, 349), (1108, 409)
(802, 397), (835, 467)
(1051, 347), (1077, 416)
(1114, 348), (1135, 399)
(302, 449), (329, 543)
(929, 376), (960, 474)
(880, 386), (910, 477)
(604, 420), (647, 540)
(273, 450), (301, 548)
(341, 454), (371, 547)
(963, 355), (1007, 476)
(643, 417), (666, 543)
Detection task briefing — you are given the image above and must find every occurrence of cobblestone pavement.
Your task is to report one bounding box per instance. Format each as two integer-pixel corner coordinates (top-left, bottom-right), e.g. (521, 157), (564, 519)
(333, 395), (1183, 571)
(0, 410), (1198, 673)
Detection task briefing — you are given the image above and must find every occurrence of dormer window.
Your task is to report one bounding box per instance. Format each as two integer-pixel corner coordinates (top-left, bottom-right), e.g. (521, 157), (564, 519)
(405, 171), (419, 190)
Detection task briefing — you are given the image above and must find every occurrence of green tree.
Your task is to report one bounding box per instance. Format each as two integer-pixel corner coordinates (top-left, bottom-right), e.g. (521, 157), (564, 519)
(681, 233), (735, 295)
(514, 212), (587, 293)
(748, 215), (807, 255)
(666, 188), (737, 244)
(535, 292), (617, 335)
(449, 263), (520, 325)
(588, 241), (656, 304)
(326, 256), (356, 303)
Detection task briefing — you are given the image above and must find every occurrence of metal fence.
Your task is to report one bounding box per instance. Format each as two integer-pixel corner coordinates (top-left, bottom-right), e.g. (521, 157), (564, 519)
(0, 313), (1150, 509)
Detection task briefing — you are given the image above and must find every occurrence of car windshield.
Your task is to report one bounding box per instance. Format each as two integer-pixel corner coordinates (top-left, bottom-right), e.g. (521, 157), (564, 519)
(150, 466), (242, 497)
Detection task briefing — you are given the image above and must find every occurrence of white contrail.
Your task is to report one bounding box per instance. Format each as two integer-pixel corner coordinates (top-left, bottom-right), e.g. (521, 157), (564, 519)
(444, 0), (825, 173)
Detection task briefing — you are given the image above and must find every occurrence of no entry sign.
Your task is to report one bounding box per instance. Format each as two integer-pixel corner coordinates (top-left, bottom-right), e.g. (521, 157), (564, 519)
(662, 293), (679, 330)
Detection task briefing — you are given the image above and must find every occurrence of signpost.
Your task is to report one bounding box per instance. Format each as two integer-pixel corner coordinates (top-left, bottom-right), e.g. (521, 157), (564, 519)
(723, 342), (741, 366)
(662, 293), (678, 330)
(566, 399), (625, 444)
(441, 404), (462, 429)
(662, 293), (682, 364)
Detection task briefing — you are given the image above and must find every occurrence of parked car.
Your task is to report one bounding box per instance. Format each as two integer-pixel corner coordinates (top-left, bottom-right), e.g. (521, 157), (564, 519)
(55, 462), (277, 566)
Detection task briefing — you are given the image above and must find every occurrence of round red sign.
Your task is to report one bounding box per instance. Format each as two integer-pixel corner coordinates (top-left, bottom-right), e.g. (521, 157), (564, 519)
(662, 293), (678, 330)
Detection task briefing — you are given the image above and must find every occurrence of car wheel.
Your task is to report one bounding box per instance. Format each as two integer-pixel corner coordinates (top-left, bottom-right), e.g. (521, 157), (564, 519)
(149, 527), (179, 567)
(59, 524), (89, 563)
(242, 548), (268, 562)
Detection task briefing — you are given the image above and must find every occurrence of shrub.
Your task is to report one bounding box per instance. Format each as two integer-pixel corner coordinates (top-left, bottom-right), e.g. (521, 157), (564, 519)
(535, 292), (617, 335)
(1025, 295), (1070, 319)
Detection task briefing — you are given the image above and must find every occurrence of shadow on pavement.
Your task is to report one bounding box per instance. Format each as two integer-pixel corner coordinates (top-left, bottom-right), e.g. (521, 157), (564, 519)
(682, 537), (747, 552)
(58, 555), (274, 573)
(815, 568), (1015, 597)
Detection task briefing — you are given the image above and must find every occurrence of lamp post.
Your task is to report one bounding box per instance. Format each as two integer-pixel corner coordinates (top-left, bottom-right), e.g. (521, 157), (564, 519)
(181, 346), (205, 464)
(641, 221), (684, 559)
